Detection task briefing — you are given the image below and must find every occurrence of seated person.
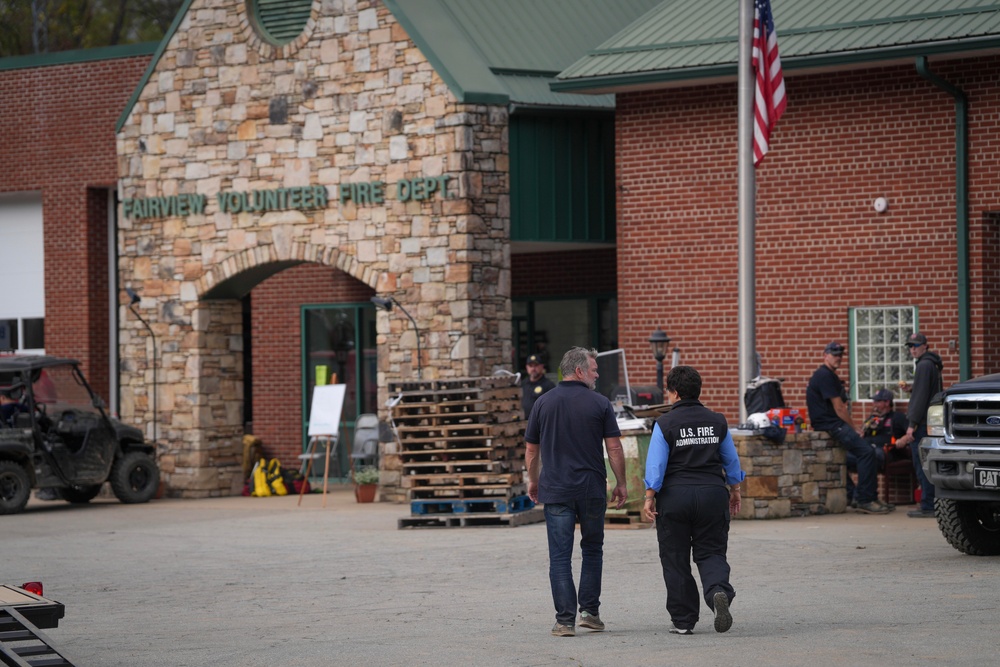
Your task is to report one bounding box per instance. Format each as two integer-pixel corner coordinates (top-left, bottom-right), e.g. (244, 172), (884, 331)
(0, 385), (26, 427)
(847, 388), (908, 505)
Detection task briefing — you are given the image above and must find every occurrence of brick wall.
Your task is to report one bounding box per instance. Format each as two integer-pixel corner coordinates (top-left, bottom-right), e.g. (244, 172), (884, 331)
(511, 248), (616, 297)
(616, 57), (1000, 423)
(250, 263), (374, 468)
(0, 54), (151, 397)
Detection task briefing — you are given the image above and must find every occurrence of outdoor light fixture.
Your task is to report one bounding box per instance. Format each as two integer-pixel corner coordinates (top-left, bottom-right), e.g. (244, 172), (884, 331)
(126, 287), (158, 445)
(371, 295), (423, 378)
(649, 327), (671, 393)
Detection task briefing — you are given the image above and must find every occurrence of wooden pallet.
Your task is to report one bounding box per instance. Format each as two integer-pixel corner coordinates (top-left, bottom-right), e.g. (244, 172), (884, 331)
(398, 506), (545, 529)
(605, 509), (652, 529)
(402, 471), (523, 488)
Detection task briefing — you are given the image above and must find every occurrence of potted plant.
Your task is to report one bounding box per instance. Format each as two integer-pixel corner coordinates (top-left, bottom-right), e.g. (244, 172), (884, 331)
(353, 466), (379, 503)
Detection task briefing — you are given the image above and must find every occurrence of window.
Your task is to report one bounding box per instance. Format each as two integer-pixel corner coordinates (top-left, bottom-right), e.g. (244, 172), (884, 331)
(849, 306), (917, 401)
(248, 0), (313, 45)
(0, 318), (44, 352)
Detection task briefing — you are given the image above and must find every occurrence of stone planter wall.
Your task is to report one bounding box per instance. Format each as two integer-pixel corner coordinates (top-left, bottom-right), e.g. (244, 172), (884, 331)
(735, 430), (848, 519)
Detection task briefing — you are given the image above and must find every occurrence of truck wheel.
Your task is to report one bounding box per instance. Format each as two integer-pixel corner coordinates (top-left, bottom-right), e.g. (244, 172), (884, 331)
(110, 451), (160, 504)
(0, 460), (31, 515)
(59, 484), (103, 504)
(936, 498), (1000, 556)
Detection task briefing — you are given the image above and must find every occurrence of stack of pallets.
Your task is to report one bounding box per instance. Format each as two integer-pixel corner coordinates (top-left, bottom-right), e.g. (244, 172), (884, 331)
(393, 376), (543, 528)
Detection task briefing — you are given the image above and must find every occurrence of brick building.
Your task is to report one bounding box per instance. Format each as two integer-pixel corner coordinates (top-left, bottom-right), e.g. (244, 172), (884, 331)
(5, 1), (999, 499)
(554, 1), (1000, 417)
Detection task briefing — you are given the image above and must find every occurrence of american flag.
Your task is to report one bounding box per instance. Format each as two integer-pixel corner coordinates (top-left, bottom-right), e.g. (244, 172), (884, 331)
(752, 0), (786, 165)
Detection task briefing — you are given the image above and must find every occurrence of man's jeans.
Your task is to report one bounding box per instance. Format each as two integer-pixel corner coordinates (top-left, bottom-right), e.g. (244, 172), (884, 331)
(544, 497), (607, 626)
(829, 423), (878, 504)
(911, 424), (935, 511)
(846, 443), (886, 503)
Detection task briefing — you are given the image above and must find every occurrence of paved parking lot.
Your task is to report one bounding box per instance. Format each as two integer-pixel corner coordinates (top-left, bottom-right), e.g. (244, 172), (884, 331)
(4, 491), (997, 666)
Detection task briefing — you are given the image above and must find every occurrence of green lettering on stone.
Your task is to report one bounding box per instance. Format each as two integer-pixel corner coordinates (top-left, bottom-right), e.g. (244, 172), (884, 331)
(189, 194), (206, 214)
(288, 188), (301, 208)
(397, 178), (411, 202)
(314, 186), (328, 207)
(371, 181), (385, 204)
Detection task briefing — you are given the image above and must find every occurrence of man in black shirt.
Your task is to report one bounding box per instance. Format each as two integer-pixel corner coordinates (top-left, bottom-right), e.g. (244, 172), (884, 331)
(520, 354), (555, 419)
(525, 347), (627, 637)
(806, 341), (892, 514)
(895, 332), (943, 518)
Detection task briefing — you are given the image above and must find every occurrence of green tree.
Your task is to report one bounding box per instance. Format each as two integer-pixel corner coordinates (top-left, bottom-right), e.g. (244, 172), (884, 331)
(0, 0), (183, 57)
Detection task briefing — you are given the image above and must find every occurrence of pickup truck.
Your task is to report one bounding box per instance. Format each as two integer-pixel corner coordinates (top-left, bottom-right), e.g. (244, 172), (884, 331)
(919, 373), (1000, 555)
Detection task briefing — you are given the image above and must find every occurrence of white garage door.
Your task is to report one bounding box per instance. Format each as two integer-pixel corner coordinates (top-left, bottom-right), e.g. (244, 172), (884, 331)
(0, 193), (45, 352)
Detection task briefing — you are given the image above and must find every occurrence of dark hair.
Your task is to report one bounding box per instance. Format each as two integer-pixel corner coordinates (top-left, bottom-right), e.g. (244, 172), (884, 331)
(666, 365), (702, 400)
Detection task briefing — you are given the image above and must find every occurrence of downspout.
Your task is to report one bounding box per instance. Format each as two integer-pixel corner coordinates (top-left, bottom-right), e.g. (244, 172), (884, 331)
(916, 57), (970, 380)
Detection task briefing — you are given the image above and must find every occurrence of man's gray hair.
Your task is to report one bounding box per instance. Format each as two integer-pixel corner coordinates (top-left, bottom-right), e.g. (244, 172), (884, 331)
(559, 347), (598, 379)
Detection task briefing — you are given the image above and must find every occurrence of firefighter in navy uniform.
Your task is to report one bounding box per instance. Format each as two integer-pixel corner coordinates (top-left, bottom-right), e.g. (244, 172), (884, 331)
(520, 354), (556, 419)
(642, 366), (745, 635)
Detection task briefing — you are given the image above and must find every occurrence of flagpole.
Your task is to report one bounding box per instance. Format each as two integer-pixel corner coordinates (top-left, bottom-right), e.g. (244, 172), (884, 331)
(737, 0), (756, 424)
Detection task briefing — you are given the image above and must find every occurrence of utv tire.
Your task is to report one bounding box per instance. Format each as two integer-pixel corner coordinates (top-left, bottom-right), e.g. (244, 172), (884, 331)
(60, 484), (103, 504)
(936, 498), (1000, 556)
(0, 460), (31, 515)
(110, 451), (160, 504)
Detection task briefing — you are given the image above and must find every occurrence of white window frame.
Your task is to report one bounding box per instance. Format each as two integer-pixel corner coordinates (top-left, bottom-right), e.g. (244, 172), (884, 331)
(848, 305), (918, 402)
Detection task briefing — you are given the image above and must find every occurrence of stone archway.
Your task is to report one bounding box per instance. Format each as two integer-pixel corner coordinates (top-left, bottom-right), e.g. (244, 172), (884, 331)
(116, 0), (512, 496)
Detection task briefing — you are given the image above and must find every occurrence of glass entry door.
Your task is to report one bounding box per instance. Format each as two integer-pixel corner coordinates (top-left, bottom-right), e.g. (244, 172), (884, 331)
(302, 304), (377, 481)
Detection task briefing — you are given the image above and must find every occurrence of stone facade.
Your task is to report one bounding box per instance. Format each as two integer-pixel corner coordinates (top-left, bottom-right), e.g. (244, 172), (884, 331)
(117, 0), (511, 496)
(735, 431), (848, 519)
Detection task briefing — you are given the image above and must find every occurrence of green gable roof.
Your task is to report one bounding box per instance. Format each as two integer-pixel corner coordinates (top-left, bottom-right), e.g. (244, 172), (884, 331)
(554, 0), (1000, 93)
(385, 0), (660, 108)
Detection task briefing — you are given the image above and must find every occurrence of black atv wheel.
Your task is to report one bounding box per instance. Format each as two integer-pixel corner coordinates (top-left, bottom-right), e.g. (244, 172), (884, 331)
(59, 484), (103, 504)
(109, 451), (160, 504)
(0, 460), (31, 515)
(936, 498), (1000, 556)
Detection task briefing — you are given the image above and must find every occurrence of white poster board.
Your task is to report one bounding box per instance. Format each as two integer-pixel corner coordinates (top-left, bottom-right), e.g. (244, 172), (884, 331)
(308, 384), (346, 436)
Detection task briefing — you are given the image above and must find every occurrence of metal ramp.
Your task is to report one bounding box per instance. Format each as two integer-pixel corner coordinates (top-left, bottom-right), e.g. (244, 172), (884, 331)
(0, 606), (75, 667)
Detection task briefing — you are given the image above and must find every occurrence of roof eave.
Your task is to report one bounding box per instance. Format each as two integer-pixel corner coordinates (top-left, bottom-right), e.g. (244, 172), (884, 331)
(552, 37), (1000, 95)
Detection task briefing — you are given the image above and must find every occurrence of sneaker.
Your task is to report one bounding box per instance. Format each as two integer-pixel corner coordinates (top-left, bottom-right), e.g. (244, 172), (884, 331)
(668, 624), (693, 635)
(856, 500), (892, 514)
(713, 591), (733, 633)
(551, 623), (575, 637)
(907, 508), (936, 518)
(579, 611), (605, 631)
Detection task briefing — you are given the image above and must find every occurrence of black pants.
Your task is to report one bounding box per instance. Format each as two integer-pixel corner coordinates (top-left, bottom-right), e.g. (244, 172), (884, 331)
(654, 484), (735, 630)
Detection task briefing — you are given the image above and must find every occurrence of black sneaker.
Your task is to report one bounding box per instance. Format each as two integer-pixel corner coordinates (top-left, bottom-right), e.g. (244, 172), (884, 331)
(713, 591), (733, 633)
(907, 508), (935, 518)
(668, 624), (693, 635)
(856, 500), (892, 514)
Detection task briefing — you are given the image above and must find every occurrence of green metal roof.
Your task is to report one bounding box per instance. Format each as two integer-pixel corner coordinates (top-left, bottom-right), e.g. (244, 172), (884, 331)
(554, 0), (1000, 93)
(0, 42), (158, 73)
(369, 0), (661, 107)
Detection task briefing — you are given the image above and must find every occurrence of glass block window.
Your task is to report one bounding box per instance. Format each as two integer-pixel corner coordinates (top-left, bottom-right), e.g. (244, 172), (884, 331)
(849, 306), (917, 401)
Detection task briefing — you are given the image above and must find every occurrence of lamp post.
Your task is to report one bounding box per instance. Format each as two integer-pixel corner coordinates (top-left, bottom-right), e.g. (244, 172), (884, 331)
(371, 295), (423, 379)
(126, 287), (158, 445)
(649, 327), (671, 394)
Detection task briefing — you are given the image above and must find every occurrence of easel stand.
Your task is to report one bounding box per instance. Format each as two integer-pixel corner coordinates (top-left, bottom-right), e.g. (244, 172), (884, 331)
(297, 434), (338, 508)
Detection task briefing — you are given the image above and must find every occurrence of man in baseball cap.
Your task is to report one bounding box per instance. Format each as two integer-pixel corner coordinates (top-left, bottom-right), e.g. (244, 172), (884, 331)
(807, 342), (892, 514)
(521, 354), (556, 419)
(896, 333), (943, 517)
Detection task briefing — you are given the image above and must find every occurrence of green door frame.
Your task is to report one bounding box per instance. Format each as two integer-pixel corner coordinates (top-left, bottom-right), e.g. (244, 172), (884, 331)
(300, 302), (375, 481)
